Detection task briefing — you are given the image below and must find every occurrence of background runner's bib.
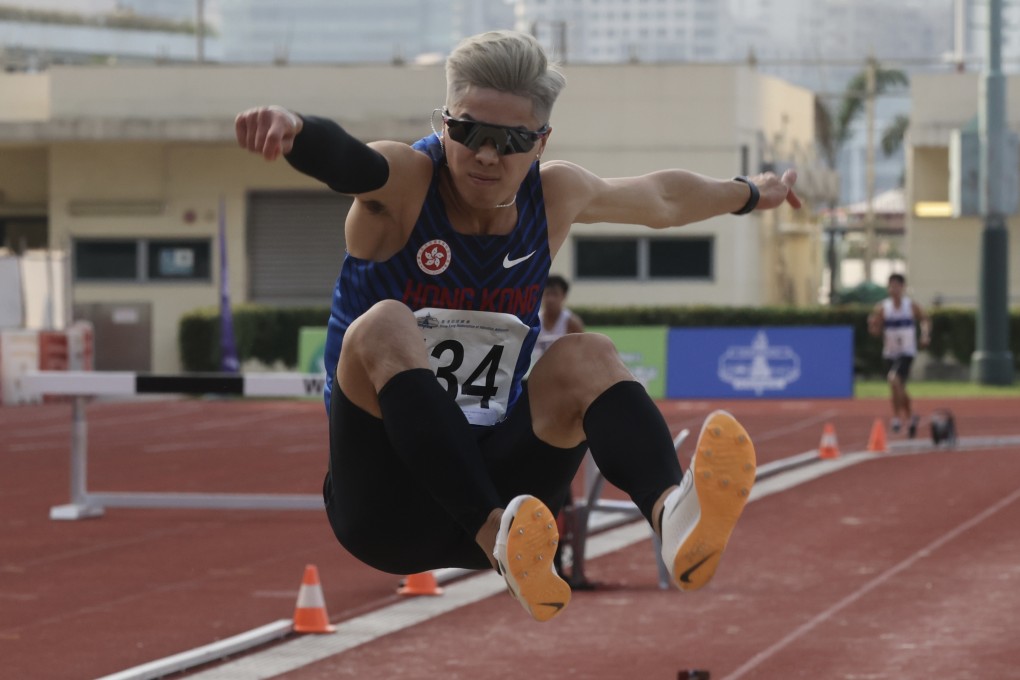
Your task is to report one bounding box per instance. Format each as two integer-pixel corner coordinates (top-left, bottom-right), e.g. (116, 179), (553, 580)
(882, 296), (917, 358)
(414, 308), (530, 426)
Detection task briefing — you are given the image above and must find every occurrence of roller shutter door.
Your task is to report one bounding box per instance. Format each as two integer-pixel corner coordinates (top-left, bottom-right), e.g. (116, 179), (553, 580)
(247, 191), (350, 304)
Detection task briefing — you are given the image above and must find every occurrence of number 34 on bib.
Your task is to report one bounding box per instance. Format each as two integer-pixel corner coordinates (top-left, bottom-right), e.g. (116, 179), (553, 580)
(414, 308), (530, 426)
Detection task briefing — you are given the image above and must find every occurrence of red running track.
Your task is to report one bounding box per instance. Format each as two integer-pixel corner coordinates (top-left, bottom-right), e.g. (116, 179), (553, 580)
(2, 396), (1018, 679)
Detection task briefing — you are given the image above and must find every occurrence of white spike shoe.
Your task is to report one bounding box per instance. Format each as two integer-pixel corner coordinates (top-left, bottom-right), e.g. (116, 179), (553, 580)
(660, 410), (756, 591)
(493, 495), (571, 621)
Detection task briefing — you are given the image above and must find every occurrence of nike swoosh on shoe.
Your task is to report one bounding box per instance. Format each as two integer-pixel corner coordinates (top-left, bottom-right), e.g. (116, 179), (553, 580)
(493, 495), (571, 622)
(678, 552), (716, 584)
(661, 410), (756, 592)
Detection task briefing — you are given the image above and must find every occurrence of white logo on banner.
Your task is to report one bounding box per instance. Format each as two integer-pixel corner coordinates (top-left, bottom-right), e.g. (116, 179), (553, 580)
(717, 330), (800, 395)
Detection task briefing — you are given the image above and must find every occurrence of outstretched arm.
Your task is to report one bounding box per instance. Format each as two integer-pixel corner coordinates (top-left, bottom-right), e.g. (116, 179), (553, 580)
(234, 105), (390, 195)
(234, 105), (433, 260)
(542, 161), (800, 229)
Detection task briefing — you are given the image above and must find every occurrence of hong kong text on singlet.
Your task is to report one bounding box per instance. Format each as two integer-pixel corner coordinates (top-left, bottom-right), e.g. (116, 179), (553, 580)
(322, 133), (552, 424)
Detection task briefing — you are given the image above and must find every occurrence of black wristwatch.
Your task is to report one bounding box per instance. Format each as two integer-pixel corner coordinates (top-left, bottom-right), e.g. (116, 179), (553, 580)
(731, 176), (760, 215)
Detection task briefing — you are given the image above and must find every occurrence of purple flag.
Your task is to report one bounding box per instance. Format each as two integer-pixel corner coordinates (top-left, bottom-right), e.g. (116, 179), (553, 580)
(219, 196), (240, 373)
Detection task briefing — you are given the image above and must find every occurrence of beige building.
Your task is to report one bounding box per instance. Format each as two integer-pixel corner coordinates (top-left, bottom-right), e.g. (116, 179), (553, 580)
(907, 71), (1020, 307)
(0, 63), (829, 372)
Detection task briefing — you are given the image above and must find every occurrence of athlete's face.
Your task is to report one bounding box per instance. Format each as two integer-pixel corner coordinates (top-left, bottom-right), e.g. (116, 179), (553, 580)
(888, 279), (904, 300)
(542, 285), (566, 315)
(443, 88), (550, 210)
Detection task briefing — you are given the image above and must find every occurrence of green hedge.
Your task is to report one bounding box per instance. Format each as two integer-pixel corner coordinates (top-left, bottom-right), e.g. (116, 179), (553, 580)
(179, 305), (330, 372)
(179, 304), (1020, 377)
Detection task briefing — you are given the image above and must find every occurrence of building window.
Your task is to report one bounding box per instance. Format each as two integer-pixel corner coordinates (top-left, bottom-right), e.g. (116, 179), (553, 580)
(74, 240), (139, 281)
(648, 238), (712, 278)
(576, 238), (639, 279)
(74, 238), (212, 283)
(575, 236), (713, 280)
(148, 240), (211, 280)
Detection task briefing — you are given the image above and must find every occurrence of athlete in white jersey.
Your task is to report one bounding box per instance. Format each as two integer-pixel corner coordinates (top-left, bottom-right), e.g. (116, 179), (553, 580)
(529, 274), (584, 577)
(868, 273), (930, 438)
(532, 275), (584, 365)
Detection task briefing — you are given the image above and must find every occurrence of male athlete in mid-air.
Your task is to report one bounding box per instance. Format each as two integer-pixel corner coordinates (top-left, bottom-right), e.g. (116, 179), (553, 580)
(236, 30), (800, 621)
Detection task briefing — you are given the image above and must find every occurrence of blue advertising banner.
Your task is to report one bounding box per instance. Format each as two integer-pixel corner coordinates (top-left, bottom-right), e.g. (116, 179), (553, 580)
(666, 326), (854, 399)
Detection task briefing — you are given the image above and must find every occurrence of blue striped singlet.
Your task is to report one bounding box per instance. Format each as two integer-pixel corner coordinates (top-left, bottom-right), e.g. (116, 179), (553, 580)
(322, 134), (551, 423)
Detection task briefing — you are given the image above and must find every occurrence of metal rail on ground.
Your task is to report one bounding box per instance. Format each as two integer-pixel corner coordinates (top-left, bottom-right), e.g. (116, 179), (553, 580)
(23, 370), (329, 520)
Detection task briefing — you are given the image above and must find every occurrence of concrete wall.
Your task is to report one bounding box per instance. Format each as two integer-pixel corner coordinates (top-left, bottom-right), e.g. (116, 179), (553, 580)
(907, 71), (1020, 307)
(0, 62), (825, 371)
(47, 141), (322, 371)
(0, 146), (47, 213)
(0, 72), (49, 121)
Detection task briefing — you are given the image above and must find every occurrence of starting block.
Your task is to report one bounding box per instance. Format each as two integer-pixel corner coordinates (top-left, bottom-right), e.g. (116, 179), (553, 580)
(930, 409), (957, 446)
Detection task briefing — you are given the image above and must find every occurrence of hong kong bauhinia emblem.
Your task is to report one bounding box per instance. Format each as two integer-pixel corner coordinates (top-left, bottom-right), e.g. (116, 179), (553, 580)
(417, 239), (451, 275)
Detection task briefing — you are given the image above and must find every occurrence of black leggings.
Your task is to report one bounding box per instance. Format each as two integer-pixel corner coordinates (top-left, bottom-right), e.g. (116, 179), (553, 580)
(323, 383), (588, 574)
(885, 356), (914, 382)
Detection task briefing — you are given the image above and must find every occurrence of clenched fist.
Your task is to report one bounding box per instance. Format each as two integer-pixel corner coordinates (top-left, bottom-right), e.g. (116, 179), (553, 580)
(235, 105), (303, 161)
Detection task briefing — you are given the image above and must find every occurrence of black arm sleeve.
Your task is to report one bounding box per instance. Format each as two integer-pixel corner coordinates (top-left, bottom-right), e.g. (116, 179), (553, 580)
(284, 115), (390, 194)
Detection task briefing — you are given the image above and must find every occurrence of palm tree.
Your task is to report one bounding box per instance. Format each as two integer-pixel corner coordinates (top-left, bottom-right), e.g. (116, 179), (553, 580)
(835, 65), (908, 152)
(881, 114), (910, 157)
(816, 60), (908, 302)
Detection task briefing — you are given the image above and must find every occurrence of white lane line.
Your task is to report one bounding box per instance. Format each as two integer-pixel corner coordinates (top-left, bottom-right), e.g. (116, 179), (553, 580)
(181, 450), (873, 680)
(749, 409), (841, 443)
(721, 484), (1020, 680)
(113, 442), (1020, 680)
(95, 621), (294, 680)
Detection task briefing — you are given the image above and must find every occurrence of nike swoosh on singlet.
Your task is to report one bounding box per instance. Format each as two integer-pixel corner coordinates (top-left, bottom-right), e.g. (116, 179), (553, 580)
(502, 251), (536, 268)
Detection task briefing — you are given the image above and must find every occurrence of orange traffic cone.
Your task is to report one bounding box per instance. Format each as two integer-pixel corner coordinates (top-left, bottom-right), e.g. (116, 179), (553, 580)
(397, 571), (443, 597)
(292, 564), (335, 633)
(819, 423), (841, 459)
(867, 418), (887, 453)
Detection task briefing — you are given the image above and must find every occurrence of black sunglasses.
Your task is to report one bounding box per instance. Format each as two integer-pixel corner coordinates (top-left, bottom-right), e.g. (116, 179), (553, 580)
(441, 108), (549, 155)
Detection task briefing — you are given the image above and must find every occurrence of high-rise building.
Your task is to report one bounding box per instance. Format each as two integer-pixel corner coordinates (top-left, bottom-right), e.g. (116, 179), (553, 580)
(965, 0), (1020, 71)
(216, 0), (512, 64)
(514, 0), (726, 63)
(0, 2), (220, 68)
(726, 0), (953, 204)
(727, 0), (951, 91)
(116, 0), (202, 21)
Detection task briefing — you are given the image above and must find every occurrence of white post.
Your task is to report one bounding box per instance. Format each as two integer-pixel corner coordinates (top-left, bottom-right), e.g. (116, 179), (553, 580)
(50, 396), (104, 520)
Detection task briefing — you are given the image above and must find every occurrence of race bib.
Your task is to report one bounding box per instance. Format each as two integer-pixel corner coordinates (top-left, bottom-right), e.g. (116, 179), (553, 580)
(414, 307), (530, 426)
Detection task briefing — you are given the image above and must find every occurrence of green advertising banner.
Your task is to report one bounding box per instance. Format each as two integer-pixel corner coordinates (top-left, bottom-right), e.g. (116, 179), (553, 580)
(297, 327), (328, 376)
(587, 326), (668, 398)
(299, 324), (668, 398)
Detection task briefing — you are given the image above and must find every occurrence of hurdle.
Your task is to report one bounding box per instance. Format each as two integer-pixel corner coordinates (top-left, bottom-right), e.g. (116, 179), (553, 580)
(562, 430), (689, 590)
(22, 370), (328, 520)
(563, 430), (831, 590)
(26, 369), (791, 591)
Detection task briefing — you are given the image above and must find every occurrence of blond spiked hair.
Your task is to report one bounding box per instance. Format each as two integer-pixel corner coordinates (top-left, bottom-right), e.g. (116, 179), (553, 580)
(445, 31), (566, 124)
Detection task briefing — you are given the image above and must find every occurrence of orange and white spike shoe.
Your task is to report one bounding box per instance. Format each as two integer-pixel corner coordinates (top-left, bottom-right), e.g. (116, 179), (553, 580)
(493, 495), (571, 622)
(660, 410), (756, 591)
